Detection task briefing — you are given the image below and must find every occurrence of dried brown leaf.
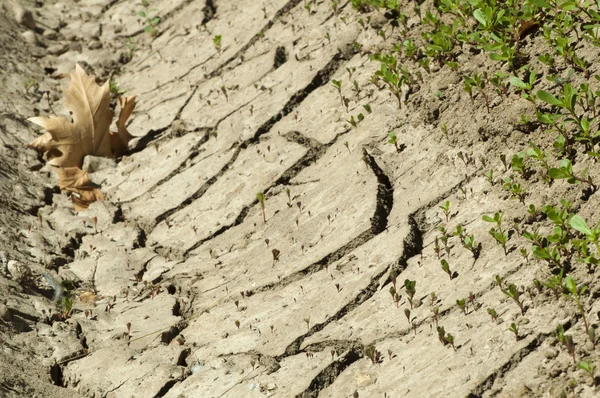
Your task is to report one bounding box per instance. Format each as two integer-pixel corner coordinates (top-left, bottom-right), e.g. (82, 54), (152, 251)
(110, 95), (137, 157)
(58, 167), (104, 211)
(28, 64), (113, 168)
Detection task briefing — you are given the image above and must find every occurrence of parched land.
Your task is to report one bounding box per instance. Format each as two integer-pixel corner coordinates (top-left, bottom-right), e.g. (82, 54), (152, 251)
(1, 0), (600, 397)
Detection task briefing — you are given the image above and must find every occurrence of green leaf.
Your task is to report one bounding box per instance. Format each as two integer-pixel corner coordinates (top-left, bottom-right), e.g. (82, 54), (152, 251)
(537, 90), (562, 106)
(138, 10), (147, 17)
(565, 276), (576, 294)
(482, 215), (495, 223)
(473, 9), (487, 27)
(509, 77), (527, 89)
(570, 215), (593, 237)
(549, 167), (570, 179)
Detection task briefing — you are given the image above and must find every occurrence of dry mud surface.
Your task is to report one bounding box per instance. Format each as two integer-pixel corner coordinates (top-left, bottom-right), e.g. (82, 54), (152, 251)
(1, 0), (600, 397)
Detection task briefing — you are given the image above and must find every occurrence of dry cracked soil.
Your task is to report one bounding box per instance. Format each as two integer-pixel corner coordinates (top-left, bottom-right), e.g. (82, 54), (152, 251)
(1, 0), (600, 397)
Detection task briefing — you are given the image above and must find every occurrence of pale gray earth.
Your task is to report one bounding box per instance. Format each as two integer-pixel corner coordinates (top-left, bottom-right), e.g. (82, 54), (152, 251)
(1, 0), (599, 397)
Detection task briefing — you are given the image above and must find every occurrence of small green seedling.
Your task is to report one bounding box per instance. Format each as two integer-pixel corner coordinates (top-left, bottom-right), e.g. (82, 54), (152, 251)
(577, 361), (597, 387)
(439, 201), (451, 222)
(138, 1), (160, 35)
(487, 307), (498, 322)
(332, 79), (344, 107)
(440, 259), (453, 280)
(504, 284), (525, 315)
(550, 159), (595, 189)
(508, 322), (519, 341)
(213, 35), (222, 51)
(483, 212), (509, 255)
(256, 192), (266, 223)
(563, 276), (590, 341)
(557, 324), (577, 363)
(388, 132), (401, 152)
(304, 316), (310, 330)
(456, 298), (467, 315)
(433, 306), (440, 326)
(364, 344), (382, 365)
(404, 279), (416, 309)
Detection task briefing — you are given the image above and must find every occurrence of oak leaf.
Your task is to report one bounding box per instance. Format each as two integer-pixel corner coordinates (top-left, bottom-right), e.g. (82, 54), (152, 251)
(28, 64), (113, 167)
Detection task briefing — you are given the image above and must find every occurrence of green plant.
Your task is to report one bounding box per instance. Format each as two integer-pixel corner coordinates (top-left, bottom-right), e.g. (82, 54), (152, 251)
(440, 259), (453, 280)
(456, 298), (467, 315)
(138, 1), (160, 35)
(487, 307), (498, 322)
(556, 323), (576, 363)
(563, 276), (590, 341)
(61, 295), (73, 319)
(570, 214), (600, 255)
(256, 192), (266, 223)
(483, 212), (509, 255)
(209, 33), (221, 52)
(550, 159), (595, 189)
(463, 73), (490, 113)
(508, 322), (519, 341)
(109, 81), (126, 96)
(504, 283), (525, 315)
(364, 344), (382, 364)
(577, 361), (597, 387)
(439, 201), (451, 222)
(388, 131), (401, 152)
(404, 279), (416, 309)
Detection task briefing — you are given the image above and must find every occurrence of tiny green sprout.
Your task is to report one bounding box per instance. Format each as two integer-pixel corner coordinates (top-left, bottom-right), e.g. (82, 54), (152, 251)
(510, 153), (528, 177)
(24, 78), (38, 93)
(445, 333), (455, 350)
(331, 0), (338, 14)
(440, 259), (452, 280)
(519, 247), (529, 264)
(138, 3), (160, 35)
(504, 284), (525, 315)
(388, 131), (402, 152)
(456, 299), (467, 315)
(343, 141), (350, 153)
(213, 35), (222, 51)
(437, 326), (446, 345)
(430, 292), (437, 306)
(432, 306), (439, 326)
(304, 316), (310, 330)
(364, 344), (382, 365)
(441, 123), (449, 139)
(487, 308), (498, 322)
(235, 320), (240, 329)
(439, 201), (451, 222)
(404, 279), (416, 309)
(324, 32), (331, 44)
(494, 275), (504, 290)
(61, 295), (74, 319)
(109, 81), (126, 96)
(332, 79), (343, 106)
(508, 322), (519, 342)
(483, 212), (509, 255)
(404, 308), (411, 323)
(462, 234), (480, 259)
(563, 276), (590, 340)
(256, 192), (266, 223)
(485, 169), (494, 185)
(577, 361), (597, 387)
(362, 104), (371, 114)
